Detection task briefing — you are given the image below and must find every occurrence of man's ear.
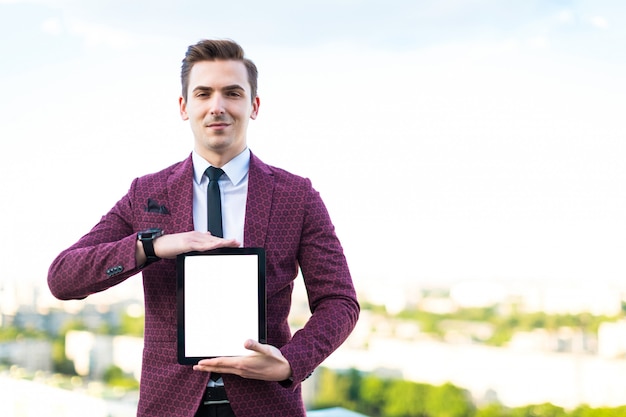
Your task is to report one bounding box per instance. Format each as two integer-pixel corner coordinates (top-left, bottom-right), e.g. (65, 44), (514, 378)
(250, 96), (260, 120)
(179, 96), (189, 121)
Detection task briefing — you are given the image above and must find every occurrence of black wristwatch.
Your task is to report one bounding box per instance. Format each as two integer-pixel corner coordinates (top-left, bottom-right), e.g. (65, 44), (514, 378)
(137, 228), (164, 266)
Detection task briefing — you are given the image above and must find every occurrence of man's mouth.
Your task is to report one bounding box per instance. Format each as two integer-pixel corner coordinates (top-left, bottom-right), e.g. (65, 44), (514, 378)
(207, 122), (230, 129)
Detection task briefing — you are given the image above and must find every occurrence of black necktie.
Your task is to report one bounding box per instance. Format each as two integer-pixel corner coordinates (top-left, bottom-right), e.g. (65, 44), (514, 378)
(205, 166), (225, 385)
(205, 166), (225, 238)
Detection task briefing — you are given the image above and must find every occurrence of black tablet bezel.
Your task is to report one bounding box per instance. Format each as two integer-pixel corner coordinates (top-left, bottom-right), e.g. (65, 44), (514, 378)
(176, 247), (267, 365)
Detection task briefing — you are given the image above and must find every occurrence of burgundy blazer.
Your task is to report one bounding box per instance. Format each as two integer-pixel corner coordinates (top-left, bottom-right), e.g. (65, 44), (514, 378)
(48, 152), (359, 416)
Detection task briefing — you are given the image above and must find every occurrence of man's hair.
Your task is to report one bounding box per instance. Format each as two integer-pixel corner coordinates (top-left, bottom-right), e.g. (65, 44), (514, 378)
(180, 39), (258, 102)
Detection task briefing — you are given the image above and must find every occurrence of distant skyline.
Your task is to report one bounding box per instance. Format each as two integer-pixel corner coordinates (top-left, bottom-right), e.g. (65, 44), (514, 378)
(1, 0), (626, 297)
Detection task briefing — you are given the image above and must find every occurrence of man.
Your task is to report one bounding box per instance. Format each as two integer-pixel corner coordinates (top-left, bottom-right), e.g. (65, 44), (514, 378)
(48, 39), (359, 416)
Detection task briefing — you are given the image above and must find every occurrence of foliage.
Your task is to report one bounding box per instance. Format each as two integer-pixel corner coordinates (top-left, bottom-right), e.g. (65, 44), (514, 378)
(382, 380), (430, 417)
(426, 382), (475, 417)
(119, 312), (144, 337)
(102, 365), (140, 390)
(360, 301), (388, 315)
(311, 368), (626, 417)
(51, 338), (77, 375)
(509, 403), (567, 417)
(312, 368), (474, 417)
(570, 405), (626, 417)
(0, 325), (46, 342)
(59, 319), (88, 334)
(359, 374), (388, 416)
(475, 403), (512, 417)
(388, 305), (619, 347)
(313, 367), (361, 410)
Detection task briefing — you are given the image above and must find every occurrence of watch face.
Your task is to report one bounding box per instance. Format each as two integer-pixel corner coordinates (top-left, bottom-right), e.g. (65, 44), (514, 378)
(139, 228), (163, 239)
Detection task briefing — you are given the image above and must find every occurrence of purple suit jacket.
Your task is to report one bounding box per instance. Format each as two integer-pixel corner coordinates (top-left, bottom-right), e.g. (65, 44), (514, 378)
(48, 152), (359, 416)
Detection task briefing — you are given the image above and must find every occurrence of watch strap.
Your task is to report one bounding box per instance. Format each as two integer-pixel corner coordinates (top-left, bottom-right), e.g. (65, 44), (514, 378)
(138, 228), (163, 266)
(142, 237), (158, 259)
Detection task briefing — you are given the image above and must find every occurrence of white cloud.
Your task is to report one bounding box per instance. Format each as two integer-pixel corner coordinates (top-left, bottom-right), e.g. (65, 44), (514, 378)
(0, 0), (71, 4)
(556, 9), (575, 24)
(40, 17), (62, 35)
(66, 18), (143, 50)
(526, 35), (549, 50)
(590, 16), (609, 29)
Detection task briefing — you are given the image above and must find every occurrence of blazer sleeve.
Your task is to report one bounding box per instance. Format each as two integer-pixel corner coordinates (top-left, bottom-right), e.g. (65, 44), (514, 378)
(47, 178), (143, 300)
(279, 181), (360, 387)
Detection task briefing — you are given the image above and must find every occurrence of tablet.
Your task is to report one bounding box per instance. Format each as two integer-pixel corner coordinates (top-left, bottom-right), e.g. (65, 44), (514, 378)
(176, 247), (266, 364)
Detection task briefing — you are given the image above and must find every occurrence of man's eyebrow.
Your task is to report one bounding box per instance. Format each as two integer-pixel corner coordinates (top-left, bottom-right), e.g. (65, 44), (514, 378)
(223, 84), (246, 92)
(192, 86), (213, 93)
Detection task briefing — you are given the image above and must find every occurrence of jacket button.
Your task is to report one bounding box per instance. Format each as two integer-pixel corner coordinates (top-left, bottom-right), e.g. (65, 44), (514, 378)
(106, 265), (124, 277)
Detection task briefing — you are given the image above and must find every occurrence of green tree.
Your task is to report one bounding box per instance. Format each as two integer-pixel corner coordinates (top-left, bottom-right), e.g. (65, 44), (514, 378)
(50, 319), (88, 375)
(382, 380), (429, 417)
(119, 311), (144, 336)
(510, 403), (567, 417)
(476, 403), (512, 417)
(59, 319), (88, 334)
(371, 299), (623, 348)
(0, 326), (19, 342)
(102, 365), (139, 390)
(51, 338), (77, 375)
(312, 367), (355, 410)
(346, 368), (362, 406)
(311, 367), (626, 417)
(425, 382), (475, 417)
(570, 405), (626, 417)
(359, 374), (387, 416)
(0, 325), (46, 342)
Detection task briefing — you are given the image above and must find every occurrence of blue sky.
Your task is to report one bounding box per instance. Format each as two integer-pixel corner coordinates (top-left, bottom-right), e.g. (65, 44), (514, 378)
(1, 0), (626, 300)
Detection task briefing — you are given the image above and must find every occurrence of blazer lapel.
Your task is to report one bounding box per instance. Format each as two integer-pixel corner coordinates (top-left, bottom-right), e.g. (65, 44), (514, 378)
(244, 152), (274, 247)
(166, 154), (195, 233)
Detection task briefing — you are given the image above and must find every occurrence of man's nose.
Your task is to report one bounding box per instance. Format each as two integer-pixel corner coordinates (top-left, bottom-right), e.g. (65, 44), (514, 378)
(209, 94), (226, 115)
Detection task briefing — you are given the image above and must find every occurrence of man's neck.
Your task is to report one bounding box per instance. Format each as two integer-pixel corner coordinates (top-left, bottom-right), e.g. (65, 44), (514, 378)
(195, 146), (246, 168)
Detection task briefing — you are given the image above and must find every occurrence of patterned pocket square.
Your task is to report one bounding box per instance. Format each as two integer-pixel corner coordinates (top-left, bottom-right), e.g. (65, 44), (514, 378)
(145, 198), (170, 214)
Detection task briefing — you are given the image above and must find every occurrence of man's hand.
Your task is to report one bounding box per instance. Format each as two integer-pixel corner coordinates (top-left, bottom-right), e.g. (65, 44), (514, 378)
(136, 231), (240, 265)
(193, 339), (293, 382)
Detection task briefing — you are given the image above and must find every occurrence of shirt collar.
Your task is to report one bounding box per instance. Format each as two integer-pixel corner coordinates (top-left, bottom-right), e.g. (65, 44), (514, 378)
(192, 147), (251, 186)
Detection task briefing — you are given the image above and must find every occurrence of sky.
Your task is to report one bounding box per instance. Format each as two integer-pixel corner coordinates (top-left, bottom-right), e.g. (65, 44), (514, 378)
(1, 0), (626, 303)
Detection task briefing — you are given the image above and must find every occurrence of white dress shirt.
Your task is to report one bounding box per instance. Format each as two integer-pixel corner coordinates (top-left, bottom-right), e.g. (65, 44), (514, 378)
(192, 148), (249, 245)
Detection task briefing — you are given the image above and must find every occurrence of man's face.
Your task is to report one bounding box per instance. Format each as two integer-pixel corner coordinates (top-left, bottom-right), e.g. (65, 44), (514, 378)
(180, 60), (260, 165)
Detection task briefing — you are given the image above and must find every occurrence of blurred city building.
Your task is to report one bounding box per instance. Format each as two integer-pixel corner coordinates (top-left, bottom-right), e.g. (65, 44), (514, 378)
(3, 277), (626, 414)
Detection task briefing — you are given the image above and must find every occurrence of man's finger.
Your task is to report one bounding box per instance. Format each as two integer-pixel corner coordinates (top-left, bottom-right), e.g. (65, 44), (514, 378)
(244, 339), (267, 354)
